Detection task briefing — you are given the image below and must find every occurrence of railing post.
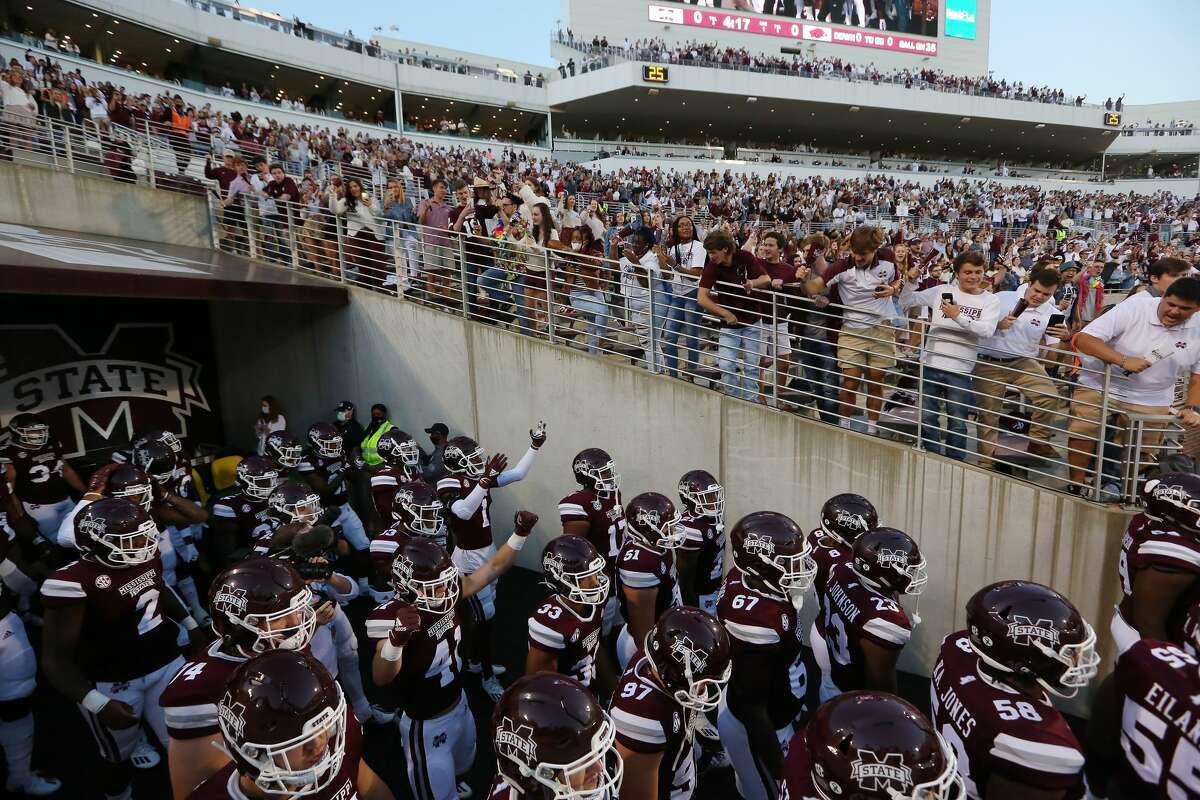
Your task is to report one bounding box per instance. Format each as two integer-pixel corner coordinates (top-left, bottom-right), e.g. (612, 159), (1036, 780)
(1093, 364), (1113, 498)
(457, 234), (469, 316)
(64, 121), (75, 173)
(287, 203), (300, 270)
(544, 249), (556, 345)
(646, 271), (657, 372)
(48, 120), (60, 169)
(207, 194), (220, 249)
(913, 353), (926, 450)
(770, 292), (780, 407)
(245, 203), (258, 260)
(334, 216), (347, 282)
(144, 118), (156, 189)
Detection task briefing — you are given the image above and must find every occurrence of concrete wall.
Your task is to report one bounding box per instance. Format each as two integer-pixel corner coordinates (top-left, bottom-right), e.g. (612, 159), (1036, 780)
(210, 285), (1129, 714)
(0, 162), (212, 247)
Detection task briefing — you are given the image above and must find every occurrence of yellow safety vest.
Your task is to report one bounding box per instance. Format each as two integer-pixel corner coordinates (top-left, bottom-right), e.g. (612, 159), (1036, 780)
(360, 420), (395, 467)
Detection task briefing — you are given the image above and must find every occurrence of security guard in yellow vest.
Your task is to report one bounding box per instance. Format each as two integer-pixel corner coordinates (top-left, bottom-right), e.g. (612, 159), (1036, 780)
(359, 403), (395, 468)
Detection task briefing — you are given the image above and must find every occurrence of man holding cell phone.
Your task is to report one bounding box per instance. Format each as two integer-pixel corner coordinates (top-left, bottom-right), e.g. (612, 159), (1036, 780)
(972, 267), (1070, 468)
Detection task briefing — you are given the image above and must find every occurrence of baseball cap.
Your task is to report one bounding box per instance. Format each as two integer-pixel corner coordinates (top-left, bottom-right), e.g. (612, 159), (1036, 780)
(335, 400), (355, 412)
(424, 423), (449, 436)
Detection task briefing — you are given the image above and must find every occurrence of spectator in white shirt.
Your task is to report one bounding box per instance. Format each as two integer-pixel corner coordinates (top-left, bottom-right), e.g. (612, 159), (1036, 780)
(1068, 277), (1200, 490)
(0, 66), (38, 154)
(972, 267), (1071, 468)
(616, 228), (665, 372)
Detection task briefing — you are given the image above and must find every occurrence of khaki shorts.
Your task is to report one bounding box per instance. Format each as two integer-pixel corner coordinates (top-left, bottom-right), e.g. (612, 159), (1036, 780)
(1067, 387), (1170, 450)
(764, 321), (792, 361)
(837, 328), (897, 372)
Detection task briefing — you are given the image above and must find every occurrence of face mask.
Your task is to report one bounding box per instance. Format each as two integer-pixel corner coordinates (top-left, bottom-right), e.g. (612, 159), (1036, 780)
(571, 242), (582, 251)
(336, 411), (347, 422)
(261, 404), (270, 416)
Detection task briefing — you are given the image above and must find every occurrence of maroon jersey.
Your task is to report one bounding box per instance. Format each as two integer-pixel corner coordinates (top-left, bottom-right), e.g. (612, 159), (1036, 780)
(929, 632), (1084, 799)
(559, 488), (625, 577)
(1, 441), (71, 504)
(616, 540), (681, 626)
(369, 465), (422, 522)
(298, 454), (350, 506)
(160, 641), (246, 739)
(781, 728), (821, 800)
(526, 594), (602, 686)
(365, 598), (463, 720)
(437, 475), (493, 550)
(368, 523), (412, 585)
(814, 562), (913, 693)
(211, 493), (275, 547)
(716, 568), (807, 729)
(41, 557), (180, 682)
(1117, 512), (1200, 641)
(1113, 639), (1200, 799)
(187, 706), (363, 800)
(610, 652), (698, 800)
(807, 528), (852, 598)
(677, 515), (725, 598)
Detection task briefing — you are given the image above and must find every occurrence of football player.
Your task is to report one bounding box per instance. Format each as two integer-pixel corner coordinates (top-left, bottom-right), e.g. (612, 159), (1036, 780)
(160, 558), (317, 799)
(808, 492), (877, 596)
(2, 412), (86, 538)
(526, 535), (610, 687)
(716, 511), (816, 800)
(611, 606), (732, 800)
(41, 498), (205, 800)
(1086, 601), (1200, 800)
(490, 672), (624, 800)
(930, 580), (1099, 799)
(369, 428), (424, 530)
(437, 423), (546, 699)
(0, 471), (50, 610)
(54, 463), (154, 550)
(263, 430), (305, 478)
(1113, 472), (1200, 653)
(560, 447), (626, 635)
(782, 691), (962, 800)
(299, 422), (371, 592)
(812, 527), (925, 701)
(368, 511), (538, 800)
(675, 469), (726, 614)
(615, 492), (684, 670)
(209, 456), (281, 564)
(187, 649), (393, 800)
(369, 480), (446, 601)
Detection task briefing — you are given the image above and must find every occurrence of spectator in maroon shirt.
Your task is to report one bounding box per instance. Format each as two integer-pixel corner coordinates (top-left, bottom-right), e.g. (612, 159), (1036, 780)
(698, 228), (773, 401)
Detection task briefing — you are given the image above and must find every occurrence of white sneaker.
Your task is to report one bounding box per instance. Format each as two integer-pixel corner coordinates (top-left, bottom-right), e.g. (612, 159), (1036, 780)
(130, 738), (160, 770)
(457, 779), (474, 799)
(466, 662), (506, 676)
(7, 772), (62, 796)
(368, 704), (395, 724)
(481, 676), (504, 702)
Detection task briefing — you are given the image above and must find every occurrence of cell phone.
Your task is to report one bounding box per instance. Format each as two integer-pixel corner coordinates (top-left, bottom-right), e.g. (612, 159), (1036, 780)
(1048, 313), (1065, 328)
(941, 292), (955, 303)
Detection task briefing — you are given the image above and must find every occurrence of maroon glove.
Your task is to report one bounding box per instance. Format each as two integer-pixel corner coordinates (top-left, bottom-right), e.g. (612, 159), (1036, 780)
(514, 510), (539, 535)
(389, 603), (422, 647)
(88, 463), (119, 494)
(530, 420), (548, 449)
(478, 453), (508, 489)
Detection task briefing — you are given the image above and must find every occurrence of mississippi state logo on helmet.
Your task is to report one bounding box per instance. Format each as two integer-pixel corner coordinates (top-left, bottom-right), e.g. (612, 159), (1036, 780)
(542, 535), (610, 606)
(8, 412), (50, 449)
(74, 497), (159, 567)
(132, 429), (182, 455)
(106, 464), (153, 511)
(966, 580), (1100, 698)
(492, 673), (623, 799)
(644, 606), (732, 712)
(377, 429), (421, 468)
(133, 440), (175, 485)
(235, 456), (281, 501)
(572, 448), (621, 498)
(624, 492), (685, 550)
(264, 431), (304, 469)
(443, 435), (487, 478)
(267, 483), (322, 526)
(391, 538), (460, 614)
(807, 692), (962, 800)
(730, 511), (816, 600)
(219, 650), (347, 796)
(209, 558), (316, 656)
(1141, 473), (1200, 535)
(678, 469), (724, 520)
(852, 528), (927, 596)
(306, 422), (343, 460)
(391, 481), (445, 539)
(820, 493), (878, 546)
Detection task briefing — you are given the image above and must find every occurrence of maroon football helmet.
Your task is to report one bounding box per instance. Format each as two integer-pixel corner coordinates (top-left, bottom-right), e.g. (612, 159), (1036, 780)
(443, 435), (487, 479)
(729, 511), (816, 601)
(219, 650), (347, 796)
(209, 558), (316, 656)
(133, 440), (175, 485)
(264, 431), (304, 469)
(306, 422), (343, 459)
(572, 448), (621, 498)
(391, 538), (460, 613)
(644, 606), (732, 712)
(106, 464), (153, 511)
(236, 456), (281, 501)
(377, 429), (421, 469)
(678, 469), (724, 520)
(852, 528), (927, 596)
(267, 483), (322, 526)
(966, 580), (1100, 698)
(391, 481), (446, 540)
(542, 535), (610, 607)
(806, 691), (962, 800)
(133, 429), (182, 455)
(1141, 473), (1200, 535)
(492, 673), (623, 800)
(74, 497), (159, 567)
(624, 492), (684, 550)
(820, 493), (878, 546)
(8, 412), (49, 449)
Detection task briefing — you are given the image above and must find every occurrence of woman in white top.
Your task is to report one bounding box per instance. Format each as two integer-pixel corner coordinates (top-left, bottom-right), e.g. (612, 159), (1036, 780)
(332, 177), (387, 287)
(0, 67), (38, 152)
(84, 87), (109, 131)
(514, 185), (562, 331)
(659, 215), (708, 378)
(556, 193), (582, 235)
(254, 395), (286, 455)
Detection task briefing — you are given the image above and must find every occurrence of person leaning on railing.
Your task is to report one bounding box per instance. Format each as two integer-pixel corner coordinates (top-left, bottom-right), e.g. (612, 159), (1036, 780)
(697, 228), (773, 401)
(1067, 277), (1200, 493)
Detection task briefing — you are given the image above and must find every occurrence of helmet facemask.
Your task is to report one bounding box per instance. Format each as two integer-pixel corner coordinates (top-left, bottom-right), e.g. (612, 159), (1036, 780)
(392, 556), (460, 614)
(632, 507), (685, 551)
(396, 493), (446, 539)
(681, 482), (724, 520)
(312, 433), (343, 459)
(89, 514), (160, 566)
(503, 713), (624, 800)
(110, 481), (153, 512)
(547, 554), (610, 607)
(219, 584), (318, 656)
(240, 467), (281, 501)
(12, 421), (49, 448)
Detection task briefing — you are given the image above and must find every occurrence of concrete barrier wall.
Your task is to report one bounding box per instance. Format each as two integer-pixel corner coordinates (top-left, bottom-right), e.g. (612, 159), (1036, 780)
(210, 286), (1130, 714)
(0, 162), (212, 248)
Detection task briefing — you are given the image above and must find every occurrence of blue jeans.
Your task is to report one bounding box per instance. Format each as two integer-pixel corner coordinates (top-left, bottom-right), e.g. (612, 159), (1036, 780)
(717, 324), (766, 401)
(799, 335), (839, 419)
(479, 268), (527, 330)
(662, 288), (702, 377)
(570, 290), (609, 353)
(921, 367), (974, 459)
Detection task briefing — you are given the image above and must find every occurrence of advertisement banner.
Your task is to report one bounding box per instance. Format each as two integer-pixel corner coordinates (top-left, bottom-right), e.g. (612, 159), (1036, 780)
(944, 0), (978, 39)
(646, 4), (938, 56)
